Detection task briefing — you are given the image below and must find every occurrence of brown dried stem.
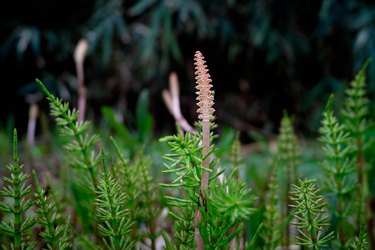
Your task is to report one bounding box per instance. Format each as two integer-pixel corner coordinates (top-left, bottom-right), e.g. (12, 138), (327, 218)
(74, 39), (88, 122)
(162, 72), (196, 134)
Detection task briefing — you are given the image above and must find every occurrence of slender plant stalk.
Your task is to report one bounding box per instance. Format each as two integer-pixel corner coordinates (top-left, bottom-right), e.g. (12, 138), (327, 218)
(261, 164), (281, 250)
(27, 102), (38, 145)
(229, 133), (241, 249)
(162, 72), (195, 134)
(193, 51), (215, 250)
(341, 59), (373, 247)
(32, 170), (71, 249)
(277, 112), (299, 248)
(95, 150), (134, 249)
(320, 95), (355, 248)
(35, 79), (98, 188)
(74, 39), (88, 122)
(0, 129), (35, 250)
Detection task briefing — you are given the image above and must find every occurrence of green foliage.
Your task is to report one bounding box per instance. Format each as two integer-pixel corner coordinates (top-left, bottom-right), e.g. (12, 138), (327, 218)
(342, 59), (370, 137)
(160, 116), (256, 249)
(159, 132), (203, 248)
(319, 94), (356, 247)
(36, 79), (100, 188)
(1, 53), (375, 249)
(199, 177), (256, 249)
(341, 59), (371, 228)
(95, 150), (134, 249)
(351, 220), (369, 250)
(290, 178), (335, 249)
(0, 129), (35, 250)
(160, 132), (206, 191)
(173, 205), (195, 249)
(275, 112), (300, 247)
(260, 166), (281, 250)
(32, 170), (71, 250)
(277, 112), (299, 181)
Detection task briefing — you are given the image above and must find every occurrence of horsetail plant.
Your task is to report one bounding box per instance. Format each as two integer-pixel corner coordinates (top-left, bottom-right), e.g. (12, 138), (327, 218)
(319, 95), (356, 248)
(229, 132), (241, 180)
(198, 175), (256, 249)
(194, 50), (216, 250)
(0, 129), (36, 250)
(32, 170), (71, 249)
(260, 165), (281, 250)
(160, 51), (259, 249)
(351, 219), (369, 250)
(0, 51), (373, 249)
(160, 131), (205, 249)
(228, 132), (242, 248)
(290, 178), (334, 249)
(95, 150), (134, 249)
(110, 137), (159, 248)
(35, 79), (100, 189)
(160, 51), (216, 249)
(341, 59), (373, 244)
(36, 79), (103, 242)
(276, 112), (299, 248)
(129, 152), (159, 248)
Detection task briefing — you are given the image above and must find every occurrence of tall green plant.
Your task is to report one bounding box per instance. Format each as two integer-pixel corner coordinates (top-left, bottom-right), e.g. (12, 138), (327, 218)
(341, 59), (371, 231)
(290, 178), (334, 249)
(276, 112), (299, 248)
(260, 165), (281, 250)
(160, 51), (257, 249)
(319, 95), (356, 248)
(0, 129), (35, 250)
(95, 150), (134, 249)
(35, 79), (100, 189)
(160, 131), (204, 249)
(32, 170), (71, 249)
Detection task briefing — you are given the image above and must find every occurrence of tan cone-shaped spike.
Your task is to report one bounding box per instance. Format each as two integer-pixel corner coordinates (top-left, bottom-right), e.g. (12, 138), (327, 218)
(194, 51), (215, 124)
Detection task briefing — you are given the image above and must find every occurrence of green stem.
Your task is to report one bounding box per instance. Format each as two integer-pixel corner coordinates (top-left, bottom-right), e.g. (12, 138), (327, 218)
(14, 180), (21, 250)
(305, 194), (318, 249)
(13, 133), (21, 250)
(195, 122), (211, 250)
(333, 133), (345, 247)
(36, 79), (97, 188)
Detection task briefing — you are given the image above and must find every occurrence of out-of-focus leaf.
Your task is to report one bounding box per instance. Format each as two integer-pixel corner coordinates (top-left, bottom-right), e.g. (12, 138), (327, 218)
(129, 0), (157, 16)
(101, 106), (135, 147)
(30, 27), (41, 56)
(136, 89), (154, 144)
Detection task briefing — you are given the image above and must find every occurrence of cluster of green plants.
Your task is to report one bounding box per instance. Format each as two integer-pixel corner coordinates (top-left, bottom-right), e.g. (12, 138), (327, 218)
(0, 52), (374, 250)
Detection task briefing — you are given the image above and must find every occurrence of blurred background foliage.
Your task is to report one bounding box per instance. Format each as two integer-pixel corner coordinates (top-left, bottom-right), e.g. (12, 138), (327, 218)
(0, 0), (375, 142)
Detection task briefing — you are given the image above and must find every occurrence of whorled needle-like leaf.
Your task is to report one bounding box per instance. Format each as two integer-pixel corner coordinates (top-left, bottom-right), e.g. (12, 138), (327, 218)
(35, 79), (100, 188)
(291, 178), (334, 249)
(95, 150), (134, 249)
(0, 129), (36, 250)
(32, 170), (71, 249)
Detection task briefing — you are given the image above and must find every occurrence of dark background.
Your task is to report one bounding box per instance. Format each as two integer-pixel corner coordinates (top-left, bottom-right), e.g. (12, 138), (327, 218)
(1, 0), (374, 142)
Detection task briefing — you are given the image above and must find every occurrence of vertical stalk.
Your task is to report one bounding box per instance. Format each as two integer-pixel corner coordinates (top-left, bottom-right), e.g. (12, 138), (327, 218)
(194, 51), (214, 250)
(285, 164), (291, 250)
(13, 132), (21, 250)
(14, 179), (21, 250)
(305, 201), (318, 250)
(200, 124), (210, 190)
(74, 39), (88, 122)
(333, 129), (346, 248)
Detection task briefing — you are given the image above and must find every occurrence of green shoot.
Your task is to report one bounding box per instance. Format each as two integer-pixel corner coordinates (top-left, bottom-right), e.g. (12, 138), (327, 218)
(0, 129), (35, 250)
(291, 178), (334, 249)
(32, 170), (71, 249)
